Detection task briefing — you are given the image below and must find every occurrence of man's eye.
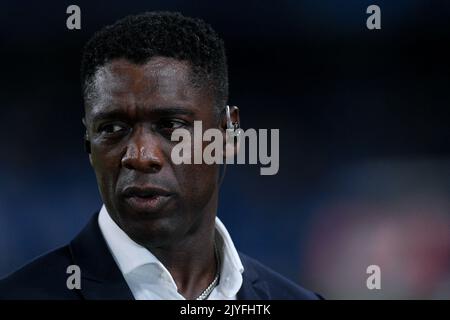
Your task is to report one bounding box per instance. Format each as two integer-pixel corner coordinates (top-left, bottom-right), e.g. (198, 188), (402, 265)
(99, 123), (127, 134)
(158, 119), (187, 130)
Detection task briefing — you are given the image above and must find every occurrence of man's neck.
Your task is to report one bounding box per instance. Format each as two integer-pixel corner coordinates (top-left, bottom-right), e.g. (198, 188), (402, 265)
(145, 213), (218, 299)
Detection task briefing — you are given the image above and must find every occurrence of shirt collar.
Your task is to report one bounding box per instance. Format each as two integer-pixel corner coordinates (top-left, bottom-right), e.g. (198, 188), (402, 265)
(98, 204), (244, 298)
(98, 205), (164, 275)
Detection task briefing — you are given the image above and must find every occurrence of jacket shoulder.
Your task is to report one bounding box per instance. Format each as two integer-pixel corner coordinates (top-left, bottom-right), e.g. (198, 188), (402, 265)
(239, 252), (322, 300)
(0, 246), (80, 299)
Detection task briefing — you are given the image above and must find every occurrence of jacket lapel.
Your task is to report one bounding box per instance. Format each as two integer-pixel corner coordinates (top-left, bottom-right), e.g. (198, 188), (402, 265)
(69, 213), (134, 300)
(236, 253), (271, 300)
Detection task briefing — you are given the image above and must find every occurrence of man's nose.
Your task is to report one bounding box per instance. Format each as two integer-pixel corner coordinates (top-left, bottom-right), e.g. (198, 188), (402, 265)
(121, 130), (163, 173)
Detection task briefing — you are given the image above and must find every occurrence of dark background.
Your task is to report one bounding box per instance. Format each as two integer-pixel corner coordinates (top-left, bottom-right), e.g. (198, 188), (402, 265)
(1, 1), (449, 298)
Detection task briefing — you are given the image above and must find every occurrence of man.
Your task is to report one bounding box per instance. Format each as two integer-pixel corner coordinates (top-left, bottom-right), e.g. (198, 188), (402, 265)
(0, 11), (320, 300)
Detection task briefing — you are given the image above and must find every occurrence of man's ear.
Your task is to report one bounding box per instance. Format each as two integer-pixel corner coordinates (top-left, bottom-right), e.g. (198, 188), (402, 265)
(82, 117), (94, 166)
(221, 105), (241, 160)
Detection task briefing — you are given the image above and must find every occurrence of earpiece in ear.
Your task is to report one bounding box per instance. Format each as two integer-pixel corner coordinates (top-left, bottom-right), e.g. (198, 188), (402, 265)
(225, 105), (240, 132)
(225, 105), (233, 130)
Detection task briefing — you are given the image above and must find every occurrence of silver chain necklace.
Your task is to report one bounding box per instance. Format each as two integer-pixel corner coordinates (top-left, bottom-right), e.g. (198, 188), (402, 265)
(196, 242), (221, 300)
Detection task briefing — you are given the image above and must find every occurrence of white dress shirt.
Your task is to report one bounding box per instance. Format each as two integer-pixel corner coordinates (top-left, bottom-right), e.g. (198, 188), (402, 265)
(98, 205), (244, 300)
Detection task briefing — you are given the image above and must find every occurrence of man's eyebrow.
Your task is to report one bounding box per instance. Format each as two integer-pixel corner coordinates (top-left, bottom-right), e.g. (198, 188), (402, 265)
(90, 109), (129, 124)
(90, 106), (196, 123)
(150, 106), (196, 117)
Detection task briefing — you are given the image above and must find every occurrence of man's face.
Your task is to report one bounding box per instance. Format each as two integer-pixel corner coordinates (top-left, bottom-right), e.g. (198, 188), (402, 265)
(84, 57), (221, 248)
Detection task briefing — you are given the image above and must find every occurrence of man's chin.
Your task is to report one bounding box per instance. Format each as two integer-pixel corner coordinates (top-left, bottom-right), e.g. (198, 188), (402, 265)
(117, 212), (182, 248)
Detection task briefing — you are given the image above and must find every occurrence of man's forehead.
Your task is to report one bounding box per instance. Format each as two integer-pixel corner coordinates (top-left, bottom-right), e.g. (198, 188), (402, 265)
(85, 57), (214, 121)
(87, 57), (200, 110)
(93, 57), (192, 91)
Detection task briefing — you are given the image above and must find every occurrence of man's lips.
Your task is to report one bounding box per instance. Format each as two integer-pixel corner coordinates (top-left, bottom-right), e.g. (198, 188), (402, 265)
(120, 186), (173, 213)
(121, 186), (172, 198)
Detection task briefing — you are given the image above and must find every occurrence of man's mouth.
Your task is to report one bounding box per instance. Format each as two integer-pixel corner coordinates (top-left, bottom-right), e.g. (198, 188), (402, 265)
(121, 186), (173, 213)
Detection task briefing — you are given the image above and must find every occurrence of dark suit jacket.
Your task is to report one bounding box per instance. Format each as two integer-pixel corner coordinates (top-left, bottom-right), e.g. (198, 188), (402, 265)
(0, 213), (321, 300)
